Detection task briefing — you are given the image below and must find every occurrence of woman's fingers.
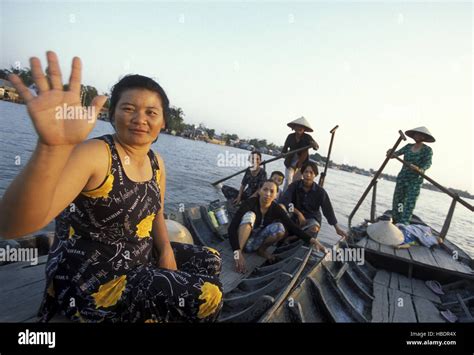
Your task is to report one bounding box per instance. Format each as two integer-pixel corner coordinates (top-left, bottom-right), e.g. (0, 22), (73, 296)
(45, 51), (63, 90)
(30, 56), (50, 93)
(8, 74), (34, 103)
(68, 56), (82, 95)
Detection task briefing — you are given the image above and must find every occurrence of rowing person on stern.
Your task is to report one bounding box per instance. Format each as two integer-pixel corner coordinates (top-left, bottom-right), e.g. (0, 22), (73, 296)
(228, 180), (327, 273)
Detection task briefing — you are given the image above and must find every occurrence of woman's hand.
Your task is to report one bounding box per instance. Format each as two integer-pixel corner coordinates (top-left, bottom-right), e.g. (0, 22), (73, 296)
(157, 244), (178, 271)
(334, 224), (348, 240)
(234, 250), (247, 273)
(9, 51), (107, 146)
(309, 238), (327, 253)
(386, 149), (395, 158)
(409, 164), (422, 173)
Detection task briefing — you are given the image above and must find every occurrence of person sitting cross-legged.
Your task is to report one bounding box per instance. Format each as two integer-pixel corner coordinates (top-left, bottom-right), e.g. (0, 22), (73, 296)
(228, 180), (327, 273)
(278, 161), (347, 240)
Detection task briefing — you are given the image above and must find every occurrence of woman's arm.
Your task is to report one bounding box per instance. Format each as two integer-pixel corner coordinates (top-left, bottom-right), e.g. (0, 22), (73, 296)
(418, 146), (433, 172)
(234, 184), (245, 204)
(152, 153), (177, 270)
(295, 150), (308, 169)
(0, 52), (106, 238)
(393, 144), (409, 157)
(228, 201), (250, 251)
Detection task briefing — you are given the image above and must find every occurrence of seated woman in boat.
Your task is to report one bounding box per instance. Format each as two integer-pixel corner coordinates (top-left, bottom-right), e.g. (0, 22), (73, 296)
(229, 180), (327, 273)
(281, 117), (319, 191)
(387, 126), (434, 225)
(233, 151), (267, 205)
(278, 161), (347, 239)
(0, 51), (223, 323)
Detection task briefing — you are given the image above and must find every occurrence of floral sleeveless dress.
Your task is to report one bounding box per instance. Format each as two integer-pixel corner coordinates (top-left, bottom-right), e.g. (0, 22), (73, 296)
(38, 134), (223, 323)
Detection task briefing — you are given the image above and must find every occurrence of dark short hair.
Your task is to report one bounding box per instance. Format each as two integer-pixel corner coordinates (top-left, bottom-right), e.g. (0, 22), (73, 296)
(108, 74), (170, 129)
(271, 171), (284, 179)
(250, 151), (262, 160)
(301, 161), (319, 175)
(259, 179), (278, 190)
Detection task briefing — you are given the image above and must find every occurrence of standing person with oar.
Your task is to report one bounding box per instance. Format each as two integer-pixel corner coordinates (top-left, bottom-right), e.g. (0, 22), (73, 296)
(387, 126), (435, 225)
(282, 117), (319, 191)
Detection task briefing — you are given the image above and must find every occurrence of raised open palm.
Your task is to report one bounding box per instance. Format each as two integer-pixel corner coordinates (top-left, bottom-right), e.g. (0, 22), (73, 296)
(9, 51), (107, 146)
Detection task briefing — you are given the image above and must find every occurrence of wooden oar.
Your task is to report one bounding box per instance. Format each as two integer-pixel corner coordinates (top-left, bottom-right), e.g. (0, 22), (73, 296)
(392, 156), (474, 212)
(211, 144), (314, 186)
(319, 125), (339, 187)
(348, 130), (407, 229)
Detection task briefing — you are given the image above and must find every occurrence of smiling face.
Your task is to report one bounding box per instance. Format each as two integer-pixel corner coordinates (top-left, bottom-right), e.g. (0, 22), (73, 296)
(113, 88), (165, 146)
(259, 181), (278, 207)
(249, 153), (262, 170)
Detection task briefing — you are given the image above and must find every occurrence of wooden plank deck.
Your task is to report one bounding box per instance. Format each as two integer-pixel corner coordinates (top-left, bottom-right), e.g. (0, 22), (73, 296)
(371, 270), (445, 323)
(0, 256), (48, 322)
(366, 239), (380, 253)
(380, 244), (395, 256)
(371, 283), (390, 322)
(217, 239), (272, 293)
(356, 236), (474, 279)
(388, 289), (417, 322)
(412, 296), (446, 322)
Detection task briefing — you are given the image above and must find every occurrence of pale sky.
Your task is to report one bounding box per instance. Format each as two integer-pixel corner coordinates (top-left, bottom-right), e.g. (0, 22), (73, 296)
(0, 0), (472, 192)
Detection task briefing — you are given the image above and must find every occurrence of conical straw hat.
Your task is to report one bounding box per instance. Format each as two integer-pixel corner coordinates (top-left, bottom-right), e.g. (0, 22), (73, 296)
(287, 116), (314, 132)
(366, 218), (404, 246)
(405, 126), (435, 143)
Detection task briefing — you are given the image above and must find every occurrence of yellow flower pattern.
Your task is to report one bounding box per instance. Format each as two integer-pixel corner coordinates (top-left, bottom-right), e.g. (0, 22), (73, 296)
(68, 226), (75, 239)
(155, 169), (161, 186)
(46, 282), (55, 297)
(91, 275), (127, 309)
(197, 282), (222, 319)
(136, 213), (156, 239)
(144, 318), (159, 323)
(204, 247), (220, 256)
(81, 144), (114, 199)
(81, 174), (114, 199)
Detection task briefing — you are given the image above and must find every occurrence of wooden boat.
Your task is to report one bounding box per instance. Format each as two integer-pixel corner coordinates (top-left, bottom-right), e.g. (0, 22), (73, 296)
(169, 199), (474, 323)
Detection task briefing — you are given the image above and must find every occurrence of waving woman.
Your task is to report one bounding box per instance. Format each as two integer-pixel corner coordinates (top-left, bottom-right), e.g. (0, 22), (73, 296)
(0, 52), (223, 323)
(388, 126), (435, 225)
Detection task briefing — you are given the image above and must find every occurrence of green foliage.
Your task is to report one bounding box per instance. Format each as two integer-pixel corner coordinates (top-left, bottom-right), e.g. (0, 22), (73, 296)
(0, 66), (34, 86)
(167, 106), (185, 132)
(207, 128), (215, 139)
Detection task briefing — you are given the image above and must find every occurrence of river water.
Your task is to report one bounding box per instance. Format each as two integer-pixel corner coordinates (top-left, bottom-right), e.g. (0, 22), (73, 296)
(1, 101), (472, 256)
